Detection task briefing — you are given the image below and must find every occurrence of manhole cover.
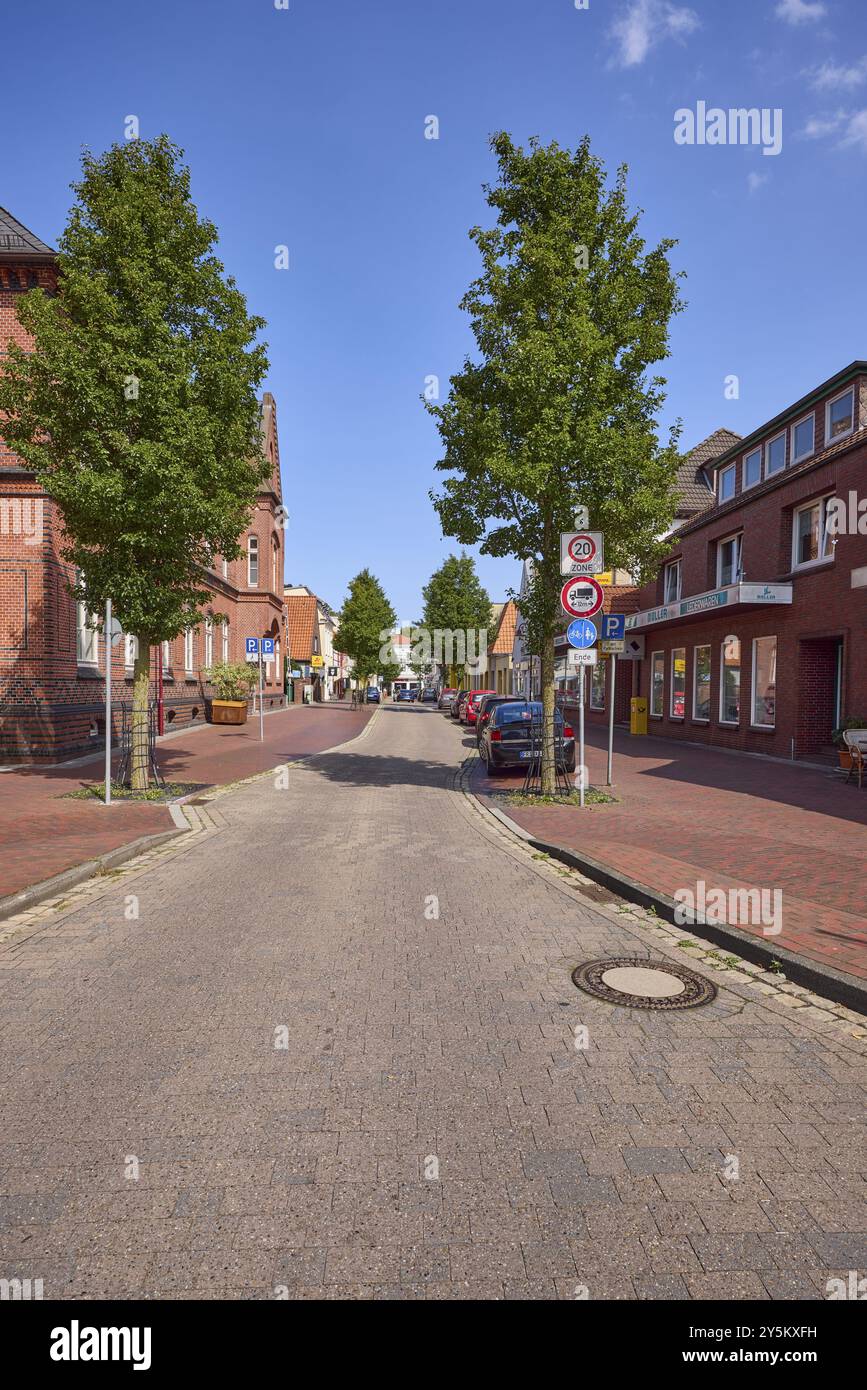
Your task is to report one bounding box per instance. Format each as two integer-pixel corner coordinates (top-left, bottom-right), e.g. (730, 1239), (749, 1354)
(572, 957), (716, 1010)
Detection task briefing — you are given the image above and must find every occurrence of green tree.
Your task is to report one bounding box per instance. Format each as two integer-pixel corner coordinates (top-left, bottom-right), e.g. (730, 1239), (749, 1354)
(0, 136), (268, 788)
(335, 569), (397, 696)
(420, 551), (492, 687)
(425, 133), (684, 790)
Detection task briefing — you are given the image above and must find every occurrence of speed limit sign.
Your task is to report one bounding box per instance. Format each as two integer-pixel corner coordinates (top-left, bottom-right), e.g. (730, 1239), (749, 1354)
(560, 530), (604, 576)
(561, 576), (604, 619)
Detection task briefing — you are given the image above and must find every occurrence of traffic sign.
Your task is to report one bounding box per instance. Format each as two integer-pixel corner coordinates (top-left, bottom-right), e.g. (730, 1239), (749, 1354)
(560, 530), (604, 577)
(566, 618), (597, 649)
(561, 576), (604, 619)
(601, 614), (626, 642)
(245, 637), (260, 659)
(262, 637), (275, 657)
(567, 648), (598, 667)
(620, 634), (646, 660)
(600, 639), (624, 655)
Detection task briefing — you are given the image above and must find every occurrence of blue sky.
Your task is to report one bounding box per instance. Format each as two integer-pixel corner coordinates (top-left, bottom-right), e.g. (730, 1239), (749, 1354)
(3, 0), (866, 621)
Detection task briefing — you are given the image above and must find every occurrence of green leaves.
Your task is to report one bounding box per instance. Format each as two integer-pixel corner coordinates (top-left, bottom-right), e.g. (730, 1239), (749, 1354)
(335, 570), (397, 687)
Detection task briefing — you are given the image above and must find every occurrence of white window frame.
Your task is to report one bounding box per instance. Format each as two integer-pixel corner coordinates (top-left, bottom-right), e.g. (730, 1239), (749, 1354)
(719, 636), (741, 725)
(670, 647), (686, 719)
(222, 619), (229, 662)
(272, 539), (279, 594)
(162, 639), (172, 673)
(184, 628), (195, 674)
(792, 495), (835, 571)
(124, 633), (138, 670)
(716, 531), (743, 588)
(247, 535), (259, 588)
(205, 617), (214, 669)
(663, 559), (681, 604)
(790, 412), (815, 465)
(764, 430), (786, 479)
(222, 557), (228, 579)
(692, 644), (711, 722)
(742, 448), (762, 491)
(76, 594), (99, 667)
(718, 463), (736, 503)
(751, 636), (777, 730)
(825, 386), (854, 445)
(650, 651), (664, 718)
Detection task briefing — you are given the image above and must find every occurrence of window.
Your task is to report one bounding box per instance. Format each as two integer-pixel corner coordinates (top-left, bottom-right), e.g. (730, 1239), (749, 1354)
(717, 532), (742, 588)
(791, 414), (814, 464)
(124, 633), (138, 670)
(205, 617), (214, 669)
(272, 540), (279, 594)
(765, 432), (786, 477)
(247, 535), (259, 587)
(670, 648), (686, 717)
(826, 387), (854, 444)
(718, 464), (736, 502)
(184, 628), (195, 673)
(752, 636), (777, 728)
(222, 557), (228, 579)
(651, 651), (664, 717)
(793, 496), (834, 569)
(743, 449), (761, 489)
(663, 559), (681, 604)
(162, 640), (172, 672)
(222, 619), (229, 662)
(76, 574), (99, 666)
(720, 636), (740, 723)
(693, 645), (711, 721)
(590, 660), (605, 710)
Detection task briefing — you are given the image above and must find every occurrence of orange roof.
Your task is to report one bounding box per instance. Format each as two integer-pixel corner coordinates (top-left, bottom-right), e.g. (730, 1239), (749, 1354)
(490, 599), (518, 654)
(603, 584), (640, 615)
(284, 593), (318, 662)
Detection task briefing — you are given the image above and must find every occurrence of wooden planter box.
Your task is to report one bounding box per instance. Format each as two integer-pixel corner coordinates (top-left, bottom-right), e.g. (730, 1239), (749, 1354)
(210, 699), (248, 726)
(838, 748), (853, 770)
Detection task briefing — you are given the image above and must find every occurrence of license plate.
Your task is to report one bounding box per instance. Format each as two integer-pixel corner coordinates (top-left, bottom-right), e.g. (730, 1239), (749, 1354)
(518, 750), (533, 759)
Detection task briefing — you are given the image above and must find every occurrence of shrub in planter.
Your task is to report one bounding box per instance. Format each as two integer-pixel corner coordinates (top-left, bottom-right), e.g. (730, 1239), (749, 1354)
(204, 662), (257, 724)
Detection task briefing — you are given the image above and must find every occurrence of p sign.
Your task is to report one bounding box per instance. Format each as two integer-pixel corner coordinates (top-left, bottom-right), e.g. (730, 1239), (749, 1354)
(561, 576), (604, 619)
(245, 637), (260, 660)
(560, 530), (604, 576)
(262, 638), (275, 657)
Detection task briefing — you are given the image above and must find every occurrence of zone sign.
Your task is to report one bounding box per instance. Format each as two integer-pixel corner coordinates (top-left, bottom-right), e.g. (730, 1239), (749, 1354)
(560, 530), (604, 576)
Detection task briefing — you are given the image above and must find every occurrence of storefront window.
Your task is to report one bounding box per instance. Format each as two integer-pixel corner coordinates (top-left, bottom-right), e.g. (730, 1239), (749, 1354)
(693, 645), (711, 720)
(670, 648), (686, 717)
(651, 651), (664, 717)
(590, 660), (605, 710)
(720, 636), (740, 723)
(752, 636), (777, 728)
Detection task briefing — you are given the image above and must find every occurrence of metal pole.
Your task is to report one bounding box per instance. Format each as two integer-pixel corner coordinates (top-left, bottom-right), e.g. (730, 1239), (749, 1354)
(607, 653), (616, 787)
(579, 666), (585, 809)
(258, 648), (264, 742)
(104, 599), (112, 806)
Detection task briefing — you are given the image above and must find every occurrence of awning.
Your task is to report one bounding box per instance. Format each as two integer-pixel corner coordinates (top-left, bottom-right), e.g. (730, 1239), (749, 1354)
(626, 582), (793, 632)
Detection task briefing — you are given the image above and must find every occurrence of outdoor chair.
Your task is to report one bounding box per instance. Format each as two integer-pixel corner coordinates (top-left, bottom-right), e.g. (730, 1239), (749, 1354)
(843, 729), (867, 787)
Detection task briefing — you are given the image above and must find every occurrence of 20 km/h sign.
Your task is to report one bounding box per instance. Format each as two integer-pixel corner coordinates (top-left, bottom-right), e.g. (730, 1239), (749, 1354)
(560, 530), (604, 577)
(561, 576), (604, 619)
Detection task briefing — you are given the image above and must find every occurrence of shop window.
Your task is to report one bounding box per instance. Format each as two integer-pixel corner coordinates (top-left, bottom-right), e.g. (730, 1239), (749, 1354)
(693, 645), (711, 721)
(670, 648), (686, 718)
(651, 651), (664, 717)
(752, 636), (777, 729)
(720, 636), (740, 724)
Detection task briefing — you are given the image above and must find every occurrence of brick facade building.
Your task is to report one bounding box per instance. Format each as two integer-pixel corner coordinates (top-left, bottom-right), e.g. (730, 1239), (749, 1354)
(621, 363), (867, 759)
(0, 208), (287, 762)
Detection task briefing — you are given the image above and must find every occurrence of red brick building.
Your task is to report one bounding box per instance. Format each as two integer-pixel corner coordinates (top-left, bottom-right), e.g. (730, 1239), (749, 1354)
(0, 207), (287, 762)
(622, 363), (867, 758)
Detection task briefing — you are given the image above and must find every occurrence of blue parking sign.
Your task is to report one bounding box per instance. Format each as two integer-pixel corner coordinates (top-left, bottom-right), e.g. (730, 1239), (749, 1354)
(602, 614), (626, 642)
(245, 638), (260, 657)
(262, 638), (275, 657)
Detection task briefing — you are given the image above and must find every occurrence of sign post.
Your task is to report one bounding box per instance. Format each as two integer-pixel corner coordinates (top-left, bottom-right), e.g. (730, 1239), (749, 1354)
(600, 615), (625, 786)
(245, 638), (265, 741)
(578, 667), (585, 809)
(105, 599), (112, 806)
(607, 654), (616, 787)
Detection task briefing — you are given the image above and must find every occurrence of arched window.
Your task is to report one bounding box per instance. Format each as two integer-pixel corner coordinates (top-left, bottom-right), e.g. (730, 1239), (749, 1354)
(248, 536), (259, 587)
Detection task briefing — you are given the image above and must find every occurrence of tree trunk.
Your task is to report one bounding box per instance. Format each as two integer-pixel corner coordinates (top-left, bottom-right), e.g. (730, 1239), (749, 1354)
(131, 643), (151, 791)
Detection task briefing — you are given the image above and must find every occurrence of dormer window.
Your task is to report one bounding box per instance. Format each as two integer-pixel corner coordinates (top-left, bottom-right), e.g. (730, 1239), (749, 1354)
(718, 463), (736, 503)
(826, 387), (854, 444)
(765, 432), (786, 478)
(791, 413), (814, 464)
(743, 448), (761, 489)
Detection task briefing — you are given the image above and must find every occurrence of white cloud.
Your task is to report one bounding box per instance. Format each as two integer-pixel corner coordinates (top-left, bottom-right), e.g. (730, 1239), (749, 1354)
(775, 0), (827, 23)
(809, 56), (867, 91)
(747, 171), (769, 193)
(802, 111), (847, 138)
(610, 0), (700, 69)
(840, 109), (867, 152)
(802, 109), (867, 151)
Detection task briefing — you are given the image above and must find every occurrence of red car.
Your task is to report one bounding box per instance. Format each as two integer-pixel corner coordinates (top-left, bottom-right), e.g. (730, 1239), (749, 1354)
(462, 689), (497, 725)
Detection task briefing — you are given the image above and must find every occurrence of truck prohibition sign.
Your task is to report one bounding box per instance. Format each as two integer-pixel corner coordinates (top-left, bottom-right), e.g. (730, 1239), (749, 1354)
(561, 576), (604, 618)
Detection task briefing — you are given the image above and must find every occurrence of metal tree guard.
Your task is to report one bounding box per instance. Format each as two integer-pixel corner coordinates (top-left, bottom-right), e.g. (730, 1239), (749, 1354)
(115, 701), (164, 789)
(522, 706), (573, 796)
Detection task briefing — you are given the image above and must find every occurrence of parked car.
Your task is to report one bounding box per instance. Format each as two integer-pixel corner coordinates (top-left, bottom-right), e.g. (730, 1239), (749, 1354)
(451, 689), (470, 720)
(420, 687), (437, 703)
(438, 687), (457, 710)
(365, 687), (381, 704)
(462, 689), (497, 725)
(395, 687), (417, 702)
(474, 694), (512, 746)
(479, 700), (576, 774)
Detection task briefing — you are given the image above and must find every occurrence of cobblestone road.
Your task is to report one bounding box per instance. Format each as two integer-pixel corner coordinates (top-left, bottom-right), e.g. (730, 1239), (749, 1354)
(1, 705), (864, 1300)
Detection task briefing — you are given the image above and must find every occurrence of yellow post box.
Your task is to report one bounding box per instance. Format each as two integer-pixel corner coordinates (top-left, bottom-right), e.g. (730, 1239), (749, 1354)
(630, 696), (648, 735)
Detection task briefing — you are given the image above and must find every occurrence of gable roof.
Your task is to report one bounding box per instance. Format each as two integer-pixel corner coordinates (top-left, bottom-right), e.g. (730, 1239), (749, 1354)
(0, 206), (56, 263)
(284, 592), (318, 662)
(490, 599), (518, 654)
(675, 429), (741, 515)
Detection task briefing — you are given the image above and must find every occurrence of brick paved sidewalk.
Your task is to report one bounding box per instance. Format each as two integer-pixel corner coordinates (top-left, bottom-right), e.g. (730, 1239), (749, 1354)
(0, 701), (372, 903)
(471, 724), (867, 986)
